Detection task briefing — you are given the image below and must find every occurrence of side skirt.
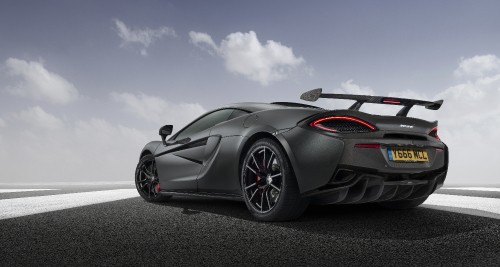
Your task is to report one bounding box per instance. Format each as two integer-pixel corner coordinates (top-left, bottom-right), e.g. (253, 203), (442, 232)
(159, 191), (243, 201)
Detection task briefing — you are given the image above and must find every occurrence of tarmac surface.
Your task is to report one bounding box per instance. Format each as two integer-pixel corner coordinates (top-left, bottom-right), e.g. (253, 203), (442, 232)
(1, 184), (499, 266)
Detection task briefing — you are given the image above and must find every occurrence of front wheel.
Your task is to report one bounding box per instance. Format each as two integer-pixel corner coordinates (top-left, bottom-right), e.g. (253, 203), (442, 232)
(241, 138), (309, 221)
(135, 154), (171, 202)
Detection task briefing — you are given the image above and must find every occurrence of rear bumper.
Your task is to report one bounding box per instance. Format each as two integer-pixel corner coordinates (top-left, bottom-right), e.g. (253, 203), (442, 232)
(279, 126), (448, 197)
(304, 166), (447, 204)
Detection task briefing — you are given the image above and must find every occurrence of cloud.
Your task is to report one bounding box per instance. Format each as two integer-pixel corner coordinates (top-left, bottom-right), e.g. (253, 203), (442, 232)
(334, 79), (375, 95)
(13, 106), (64, 130)
(454, 54), (500, 78)
(189, 31), (218, 55)
(113, 19), (176, 56)
(4, 58), (78, 105)
(189, 30), (305, 85)
(434, 70), (500, 184)
(0, 107), (152, 183)
(0, 92), (205, 183)
(325, 80), (400, 114)
(110, 92), (206, 129)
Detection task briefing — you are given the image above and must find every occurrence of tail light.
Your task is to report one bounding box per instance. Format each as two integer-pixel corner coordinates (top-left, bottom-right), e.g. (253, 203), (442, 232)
(382, 98), (401, 104)
(309, 116), (377, 133)
(429, 127), (440, 140)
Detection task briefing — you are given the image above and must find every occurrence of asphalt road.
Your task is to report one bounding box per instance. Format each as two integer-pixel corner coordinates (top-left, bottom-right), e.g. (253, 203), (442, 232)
(1, 184), (499, 266)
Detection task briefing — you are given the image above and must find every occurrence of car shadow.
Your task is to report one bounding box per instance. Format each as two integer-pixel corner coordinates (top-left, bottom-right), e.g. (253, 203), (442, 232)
(154, 196), (499, 241)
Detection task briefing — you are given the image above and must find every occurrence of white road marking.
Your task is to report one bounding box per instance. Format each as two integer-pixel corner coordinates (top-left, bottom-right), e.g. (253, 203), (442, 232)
(0, 189), (57, 193)
(441, 187), (500, 192)
(1, 187), (499, 221)
(0, 189), (138, 220)
(423, 193), (500, 219)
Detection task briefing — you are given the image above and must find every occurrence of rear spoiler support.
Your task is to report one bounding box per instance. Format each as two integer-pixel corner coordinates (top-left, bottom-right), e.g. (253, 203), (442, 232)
(300, 88), (443, 117)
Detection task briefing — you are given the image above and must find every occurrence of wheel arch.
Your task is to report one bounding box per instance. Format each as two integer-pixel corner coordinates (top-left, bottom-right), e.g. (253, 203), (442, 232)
(238, 132), (275, 175)
(140, 150), (152, 159)
(239, 126), (346, 195)
(139, 141), (162, 160)
(238, 131), (299, 190)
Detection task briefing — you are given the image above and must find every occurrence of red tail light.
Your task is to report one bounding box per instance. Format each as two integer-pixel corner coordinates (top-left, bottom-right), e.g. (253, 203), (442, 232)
(382, 98), (401, 104)
(429, 127), (440, 140)
(309, 116), (376, 133)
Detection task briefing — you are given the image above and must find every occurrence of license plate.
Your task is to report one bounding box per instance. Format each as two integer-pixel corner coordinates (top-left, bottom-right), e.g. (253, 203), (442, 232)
(387, 148), (429, 162)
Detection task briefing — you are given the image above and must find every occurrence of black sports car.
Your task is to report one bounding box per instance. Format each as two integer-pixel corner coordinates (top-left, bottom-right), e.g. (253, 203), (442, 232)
(135, 88), (448, 221)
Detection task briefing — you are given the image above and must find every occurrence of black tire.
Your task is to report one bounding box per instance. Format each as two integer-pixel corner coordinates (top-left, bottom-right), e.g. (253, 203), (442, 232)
(135, 154), (171, 202)
(241, 138), (309, 221)
(377, 196), (428, 209)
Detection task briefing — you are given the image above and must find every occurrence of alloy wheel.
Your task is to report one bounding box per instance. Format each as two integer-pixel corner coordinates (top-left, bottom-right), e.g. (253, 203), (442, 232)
(135, 157), (161, 199)
(242, 145), (283, 213)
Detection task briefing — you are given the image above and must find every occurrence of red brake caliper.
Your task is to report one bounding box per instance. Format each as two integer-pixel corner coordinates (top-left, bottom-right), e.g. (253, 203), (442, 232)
(256, 172), (264, 190)
(155, 183), (161, 192)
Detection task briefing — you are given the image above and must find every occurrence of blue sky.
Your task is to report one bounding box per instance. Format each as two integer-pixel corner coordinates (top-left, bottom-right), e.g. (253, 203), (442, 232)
(1, 0), (499, 183)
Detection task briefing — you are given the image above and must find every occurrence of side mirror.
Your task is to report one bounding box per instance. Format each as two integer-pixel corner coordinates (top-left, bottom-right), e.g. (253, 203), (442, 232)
(159, 125), (173, 146)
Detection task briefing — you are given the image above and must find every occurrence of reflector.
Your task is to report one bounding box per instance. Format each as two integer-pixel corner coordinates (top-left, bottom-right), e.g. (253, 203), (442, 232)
(354, 143), (381, 149)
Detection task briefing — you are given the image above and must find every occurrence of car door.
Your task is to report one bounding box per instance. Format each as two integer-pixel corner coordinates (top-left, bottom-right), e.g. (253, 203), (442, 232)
(154, 109), (234, 192)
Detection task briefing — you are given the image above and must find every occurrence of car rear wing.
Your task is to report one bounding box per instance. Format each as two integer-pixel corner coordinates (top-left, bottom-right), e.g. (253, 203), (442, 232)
(300, 88), (443, 117)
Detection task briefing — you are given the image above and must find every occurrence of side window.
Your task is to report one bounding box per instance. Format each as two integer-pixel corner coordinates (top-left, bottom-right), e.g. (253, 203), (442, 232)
(175, 109), (233, 140)
(228, 109), (250, 120)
